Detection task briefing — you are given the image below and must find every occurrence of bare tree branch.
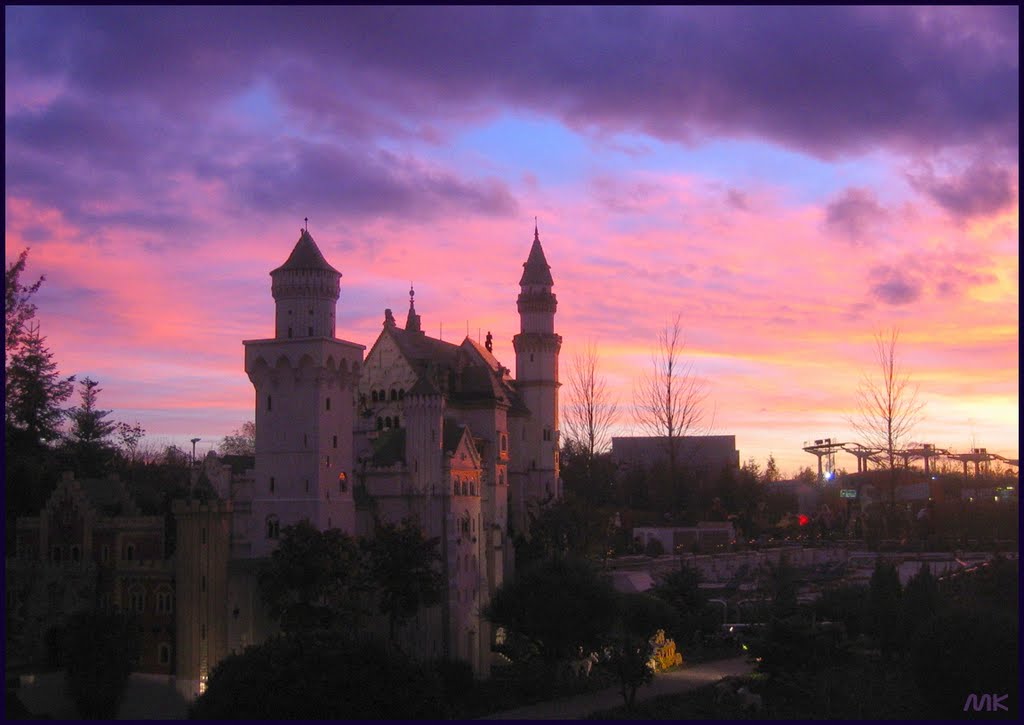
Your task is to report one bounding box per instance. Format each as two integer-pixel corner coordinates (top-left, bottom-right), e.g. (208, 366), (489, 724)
(848, 329), (925, 507)
(632, 314), (710, 482)
(564, 342), (618, 460)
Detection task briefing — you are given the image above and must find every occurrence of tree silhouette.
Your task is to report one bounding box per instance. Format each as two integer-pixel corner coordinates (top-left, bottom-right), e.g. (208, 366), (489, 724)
(564, 342), (618, 496)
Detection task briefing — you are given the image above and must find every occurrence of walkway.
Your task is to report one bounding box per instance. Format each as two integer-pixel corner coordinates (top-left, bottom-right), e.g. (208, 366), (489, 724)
(479, 656), (753, 720)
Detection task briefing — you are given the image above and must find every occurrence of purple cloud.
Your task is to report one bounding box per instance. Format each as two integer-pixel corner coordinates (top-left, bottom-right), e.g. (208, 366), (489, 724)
(868, 266), (921, 305)
(907, 160), (1017, 220)
(6, 6), (1018, 158)
(824, 188), (888, 243)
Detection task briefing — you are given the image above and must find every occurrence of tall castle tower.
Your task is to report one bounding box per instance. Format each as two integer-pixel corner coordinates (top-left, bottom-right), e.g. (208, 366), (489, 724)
(243, 228), (364, 557)
(510, 225), (561, 531)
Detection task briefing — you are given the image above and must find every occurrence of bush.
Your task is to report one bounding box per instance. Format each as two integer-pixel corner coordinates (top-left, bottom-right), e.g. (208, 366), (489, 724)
(910, 608), (1018, 719)
(189, 630), (445, 719)
(63, 611), (140, 719)
(644, 538), (665, 557)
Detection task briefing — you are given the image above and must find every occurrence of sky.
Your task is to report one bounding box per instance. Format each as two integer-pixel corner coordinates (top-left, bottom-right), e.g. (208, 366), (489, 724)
(5, 6), (1018, 476)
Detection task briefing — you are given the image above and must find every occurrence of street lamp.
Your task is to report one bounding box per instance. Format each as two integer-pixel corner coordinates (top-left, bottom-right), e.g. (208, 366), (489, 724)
(190, 438), (201, 466)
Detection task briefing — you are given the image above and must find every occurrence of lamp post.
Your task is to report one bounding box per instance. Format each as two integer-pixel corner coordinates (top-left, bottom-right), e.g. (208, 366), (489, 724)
(190, 437), (201, 466)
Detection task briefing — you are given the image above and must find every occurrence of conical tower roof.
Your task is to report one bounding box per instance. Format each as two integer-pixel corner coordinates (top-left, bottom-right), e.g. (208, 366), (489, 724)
(519, 225), (553, 286)
(271, 229), (340, 275)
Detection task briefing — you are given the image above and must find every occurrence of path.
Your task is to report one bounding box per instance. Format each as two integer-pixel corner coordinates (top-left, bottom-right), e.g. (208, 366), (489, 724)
(479, 656), (753, 720)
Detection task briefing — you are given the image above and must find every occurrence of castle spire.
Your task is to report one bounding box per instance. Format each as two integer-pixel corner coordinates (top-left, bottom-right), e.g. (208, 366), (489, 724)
(520, 222), (553, 286)
(406, 283), (422, 333)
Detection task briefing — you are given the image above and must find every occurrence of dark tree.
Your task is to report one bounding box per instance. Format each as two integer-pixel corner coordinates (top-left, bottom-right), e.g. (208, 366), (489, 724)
(485, 557), (618, 661)
(217, 421), (256, 456)
(62, 611), (140, 719)
(5, 324), (74, 447)
(189, 630), (446, 720)
(257, 520), (369, 633)
(902, 562), (939, 645)
(63, 378), (117, 477)
(867, 560), (903, 657)
(365, 517), (445, 648)
(651, 563), (718, 646)
(5, 248), (44, 354)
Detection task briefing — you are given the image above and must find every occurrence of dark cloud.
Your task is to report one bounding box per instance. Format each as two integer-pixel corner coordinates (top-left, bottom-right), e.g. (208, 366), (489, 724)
(6, 6), (1018, 158)
(868, 266), (921, 305)
(824, 188), (888, 243)
(208, 140), (518, 221)
(906, 160), (1017, 219)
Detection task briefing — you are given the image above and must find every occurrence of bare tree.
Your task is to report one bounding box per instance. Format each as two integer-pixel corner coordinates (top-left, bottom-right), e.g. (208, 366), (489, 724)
(564, 342), (618, 464)
(849, 329), (925, 505)
(632, 315), (710, 487)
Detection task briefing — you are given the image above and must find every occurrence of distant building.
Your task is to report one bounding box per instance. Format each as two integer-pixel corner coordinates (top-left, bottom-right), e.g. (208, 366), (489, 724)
(611, 435), (740, 479)
(6, 472), (175, 675)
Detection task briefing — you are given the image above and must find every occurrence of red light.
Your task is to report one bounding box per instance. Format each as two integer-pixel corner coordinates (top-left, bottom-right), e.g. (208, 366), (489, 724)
(797, 514), (809, 527)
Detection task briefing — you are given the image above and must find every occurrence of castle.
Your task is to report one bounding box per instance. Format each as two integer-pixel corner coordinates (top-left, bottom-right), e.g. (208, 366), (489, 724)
(173, 224), (562, 695)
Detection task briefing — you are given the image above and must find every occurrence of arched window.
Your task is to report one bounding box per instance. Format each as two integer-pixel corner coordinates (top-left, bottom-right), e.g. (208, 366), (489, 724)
(288, 327), (293, 338)
(376, 417), (384, 431)
(158, 643), (172, 665)
(398, 389), (405, 400)
(390, 389), (397, 401)
(267, 516), (280, 540)
(501, 435), (507, 452)
(393, 416), (400, 428)
(71, 546), (81, 562)
(371, 390), (378, 403)
(385, 417), (392, 429)
(378, 389), (386, 401)
(453, 481), (458, 496)
(469, 481), (476, 496)
(462, 481), (468, 496)
(338, 472), (348, 493)
(51, 546), (61, 563)
(129, 587), (144, 613)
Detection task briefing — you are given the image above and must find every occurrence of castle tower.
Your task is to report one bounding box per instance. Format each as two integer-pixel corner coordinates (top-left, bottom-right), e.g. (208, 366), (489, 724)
(511, 224), (562, 531)
(243, 228), (364, 557)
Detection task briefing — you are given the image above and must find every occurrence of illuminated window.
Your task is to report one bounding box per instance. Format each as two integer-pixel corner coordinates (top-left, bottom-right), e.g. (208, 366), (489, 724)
(338, 473), (348, 493)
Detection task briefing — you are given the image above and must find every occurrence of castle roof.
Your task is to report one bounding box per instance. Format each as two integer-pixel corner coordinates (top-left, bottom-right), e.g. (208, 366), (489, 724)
(519, 226), (554, 286)
(271, 229), (340, 275)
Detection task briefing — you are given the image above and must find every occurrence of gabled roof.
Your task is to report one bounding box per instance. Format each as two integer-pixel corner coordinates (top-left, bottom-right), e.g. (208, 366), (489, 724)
(271, 229), (340, 275)
(519, 226), (554, 286)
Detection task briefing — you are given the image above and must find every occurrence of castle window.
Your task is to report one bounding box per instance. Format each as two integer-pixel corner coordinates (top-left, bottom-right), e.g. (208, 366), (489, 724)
(157, 591), (173, 614)
(270, 476), (275, 493)
(51, 546), (61, 563)
(390, 389), (397, 401)
(326, 397), (331, 411)
(304, 434), (308, 447)
(288, 327), (293, 338)
(333, 435), (337, 449)
(399, 389), (405, 400)
(201, 575), (206, 593)
(101, 545), (109, 563)
(385, 417), (392, 429)
(453, 481), (458, 496)
(267, 516), (280, 539)
(201, 624), (207, 640)
(371, 391), (378, 403)
(377, 417), (383, 431)
(339, 473), (348, 493)
(305, 479), (310, 493)
(308, 326), (313, 336)
(129, 588), (145, 613)
(378, 389), (386, 401)
(325, 455), (330, 467)
(158, 643), (171, 665)
(71, 546), (81, 562)
(267, 395), (272, 412)
(530, 353), (534, 362)
(328, 517), (332, 528)
(470, 482), (476, 496)
(501, 435), (507, 452)
(394, 416), (400, 428)
(126, 544), (135, 561)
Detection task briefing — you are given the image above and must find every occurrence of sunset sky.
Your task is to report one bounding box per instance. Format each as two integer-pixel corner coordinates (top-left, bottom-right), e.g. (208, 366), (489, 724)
(5, 7), (1018, 475)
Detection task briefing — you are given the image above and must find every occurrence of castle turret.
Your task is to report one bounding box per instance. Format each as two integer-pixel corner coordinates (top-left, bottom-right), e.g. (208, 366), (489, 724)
(510, 224), (561, 531)
(243, 228), (364, 556)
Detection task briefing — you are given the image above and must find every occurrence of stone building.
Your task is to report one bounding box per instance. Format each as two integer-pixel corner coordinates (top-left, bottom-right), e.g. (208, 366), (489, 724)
(7, 472), (175, 675)
(173, 224), (562, 695)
